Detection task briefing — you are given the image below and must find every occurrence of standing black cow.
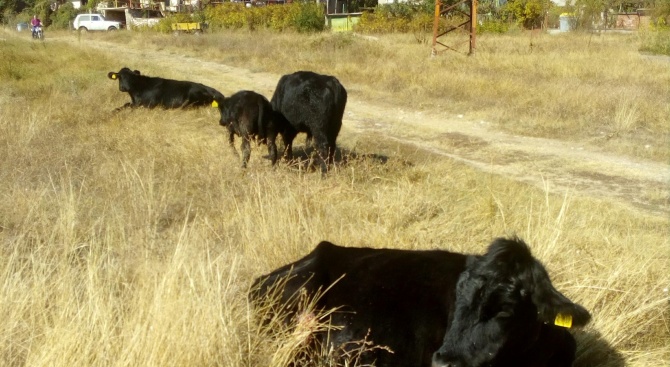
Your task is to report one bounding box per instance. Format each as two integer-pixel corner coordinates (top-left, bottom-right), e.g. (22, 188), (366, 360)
(214, 90), (287, 168)
(251, 237), (591, 367)
(107, 67), (224, 110)
(270, 71), (347, 174)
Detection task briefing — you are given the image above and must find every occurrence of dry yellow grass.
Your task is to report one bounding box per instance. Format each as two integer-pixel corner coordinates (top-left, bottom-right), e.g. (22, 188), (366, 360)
(90, 28), (670, 163)
(0, 29), (668, 366)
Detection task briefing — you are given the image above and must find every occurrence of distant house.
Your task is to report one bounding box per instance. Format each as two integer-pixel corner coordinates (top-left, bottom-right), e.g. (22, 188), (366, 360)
(613, 9), (651, 29)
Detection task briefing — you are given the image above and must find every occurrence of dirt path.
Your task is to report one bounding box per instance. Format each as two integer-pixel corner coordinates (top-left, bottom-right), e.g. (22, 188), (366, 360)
(58, 34), (670, 217)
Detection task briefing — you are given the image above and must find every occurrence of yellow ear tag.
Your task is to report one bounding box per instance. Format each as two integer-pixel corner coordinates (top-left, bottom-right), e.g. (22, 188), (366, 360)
(554, 313), (573, 328)
(212, 100), (218, 108)
(111, 74), (117, 80)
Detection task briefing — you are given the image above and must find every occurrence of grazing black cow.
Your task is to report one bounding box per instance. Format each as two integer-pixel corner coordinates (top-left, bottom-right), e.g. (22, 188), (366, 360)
(107, 67), (224, 110)
(270, 71), (347, 173)
(251, 237), (591, 367)
(214, 90), (288, 168)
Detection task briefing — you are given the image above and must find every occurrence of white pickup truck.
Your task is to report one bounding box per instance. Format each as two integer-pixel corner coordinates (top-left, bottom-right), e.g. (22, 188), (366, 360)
(72, 13), (122, 32)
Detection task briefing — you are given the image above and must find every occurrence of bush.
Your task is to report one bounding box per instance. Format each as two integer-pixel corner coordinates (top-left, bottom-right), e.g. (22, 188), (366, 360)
(354, 4), (433, 33)
(203, 2), (324, 32)
(354, 11), (411, 33)
(501, 0), (551, 29)
(639, 26), (670, 56)
(155, 12), (197, 33)
(477, 19), (510, 33)
(354, 5), (464, 35)
(293, 2), (324, 32)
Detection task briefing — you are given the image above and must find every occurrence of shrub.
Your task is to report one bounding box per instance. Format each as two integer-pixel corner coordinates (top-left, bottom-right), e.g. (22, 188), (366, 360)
(477, 19), (510, 33)
(293, 2), (324, 32)
(639, 26), (670, 56)
(155, 12), (199, 33)
(203, 2), (324, 32)
(355, 4), (406, 33)
(354, 5), (463, 35)
(501, 0), (551, 29)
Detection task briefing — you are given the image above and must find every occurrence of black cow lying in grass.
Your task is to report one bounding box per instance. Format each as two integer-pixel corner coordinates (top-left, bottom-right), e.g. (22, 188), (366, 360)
(251, 237), (591, 367)
(270, 71), (347, 174)
(107, 67), (224, 110)
(214, 90), (288, 168)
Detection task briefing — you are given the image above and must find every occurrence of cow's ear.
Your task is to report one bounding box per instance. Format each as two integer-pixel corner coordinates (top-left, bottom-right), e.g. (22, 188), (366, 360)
(133, 70), (141, 75)
(108, 72), (118, 80)
(532, 281), (591, 329)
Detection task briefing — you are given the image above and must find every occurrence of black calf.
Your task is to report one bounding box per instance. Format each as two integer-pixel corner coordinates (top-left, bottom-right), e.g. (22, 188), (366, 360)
(215, 90), (287, 168)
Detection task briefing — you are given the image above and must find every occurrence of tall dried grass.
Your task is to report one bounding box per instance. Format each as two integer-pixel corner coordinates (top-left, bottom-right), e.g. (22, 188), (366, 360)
(0, 30), (668, 367)
(91, 28), (670, 162)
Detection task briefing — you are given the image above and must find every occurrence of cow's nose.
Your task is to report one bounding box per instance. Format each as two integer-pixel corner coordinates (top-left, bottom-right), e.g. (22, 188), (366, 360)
(432, 351), (460, 367)
(431, 352), (456, 367)
(432, 363), (458, 367)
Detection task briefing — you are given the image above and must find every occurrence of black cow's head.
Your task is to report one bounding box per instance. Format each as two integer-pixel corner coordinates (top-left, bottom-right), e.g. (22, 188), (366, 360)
(432, 237), (591, 367)
(107, 68), (141, 93)
(213, 97), (233, 127)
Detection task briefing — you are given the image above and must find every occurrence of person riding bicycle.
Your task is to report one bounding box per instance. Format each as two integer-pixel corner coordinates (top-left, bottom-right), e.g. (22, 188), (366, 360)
(31, 15), (42, 37)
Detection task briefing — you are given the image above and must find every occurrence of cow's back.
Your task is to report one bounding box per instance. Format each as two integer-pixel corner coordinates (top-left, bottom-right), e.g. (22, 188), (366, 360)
(110, 67), (224, 109)
(271, 71), (346, 141)
(252, 242), (467, 367)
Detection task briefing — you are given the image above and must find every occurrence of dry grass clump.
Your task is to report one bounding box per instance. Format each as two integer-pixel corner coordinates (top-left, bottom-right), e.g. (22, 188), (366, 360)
(0, 30), (668, 366)
(89, 28), (670, 162)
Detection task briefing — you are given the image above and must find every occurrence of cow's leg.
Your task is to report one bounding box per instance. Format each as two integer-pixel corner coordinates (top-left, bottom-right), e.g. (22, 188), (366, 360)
(113, 102), (133, 112)
(267, 133), (278, 166)
(241, 137), (251, 168)
(228, 131), (239, 158)
(281, 131), (296, 161)
(313, 133), (330, 174)
(327, 136), (338, 166)
(305, 132), (313, 149)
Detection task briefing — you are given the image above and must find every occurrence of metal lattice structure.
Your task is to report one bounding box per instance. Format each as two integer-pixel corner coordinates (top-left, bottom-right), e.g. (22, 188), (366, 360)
(431, 0), (477, 56)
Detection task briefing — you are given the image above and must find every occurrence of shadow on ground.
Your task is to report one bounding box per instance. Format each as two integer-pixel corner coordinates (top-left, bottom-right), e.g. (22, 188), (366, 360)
(573, 330), (626, 367)
(263, 145), (397, 172)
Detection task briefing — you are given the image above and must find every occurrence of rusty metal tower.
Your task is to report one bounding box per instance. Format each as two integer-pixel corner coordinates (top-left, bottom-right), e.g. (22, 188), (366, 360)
(431, 0), (477, 56)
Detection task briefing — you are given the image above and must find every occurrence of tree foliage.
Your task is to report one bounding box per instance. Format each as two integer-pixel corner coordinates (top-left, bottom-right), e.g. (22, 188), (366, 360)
(50, 1), (77, 29)
(201, 2), (324, 32)
(501, 0), (552, 28)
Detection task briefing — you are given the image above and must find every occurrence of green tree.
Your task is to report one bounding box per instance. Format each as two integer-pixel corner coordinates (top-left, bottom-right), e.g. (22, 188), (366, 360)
(0, 0), (28, 23)
(50, 1), (77, 29)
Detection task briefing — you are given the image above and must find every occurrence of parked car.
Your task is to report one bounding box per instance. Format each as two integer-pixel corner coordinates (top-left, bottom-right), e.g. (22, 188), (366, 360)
(72, 13), (122, 32)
